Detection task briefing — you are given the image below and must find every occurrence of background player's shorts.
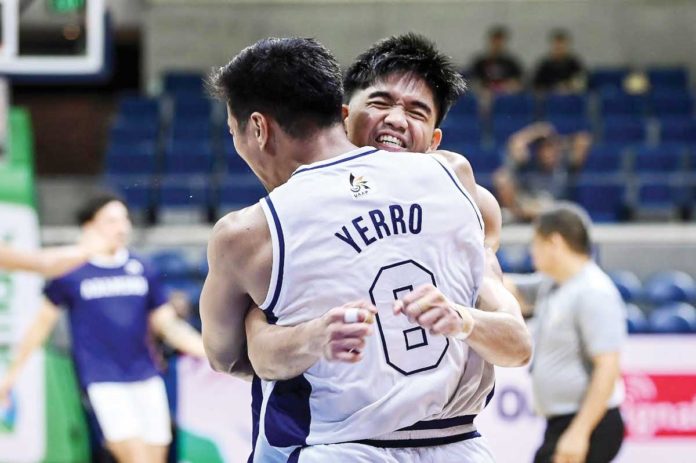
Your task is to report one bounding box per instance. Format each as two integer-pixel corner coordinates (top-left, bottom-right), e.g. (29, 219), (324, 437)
(293, 436), (495, 463)
(87, 375), (172, 445)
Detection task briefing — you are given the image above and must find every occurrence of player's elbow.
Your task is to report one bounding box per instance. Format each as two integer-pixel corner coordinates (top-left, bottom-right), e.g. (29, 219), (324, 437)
(508, 328), (533, 367)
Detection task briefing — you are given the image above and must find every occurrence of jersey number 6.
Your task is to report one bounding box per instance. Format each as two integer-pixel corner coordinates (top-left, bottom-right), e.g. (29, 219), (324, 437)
(368, 260), (450, 376)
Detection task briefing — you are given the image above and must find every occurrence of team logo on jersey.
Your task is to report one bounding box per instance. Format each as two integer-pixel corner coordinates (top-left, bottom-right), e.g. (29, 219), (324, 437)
(349, 173), (370, 198)
(125, 259), (144, 275)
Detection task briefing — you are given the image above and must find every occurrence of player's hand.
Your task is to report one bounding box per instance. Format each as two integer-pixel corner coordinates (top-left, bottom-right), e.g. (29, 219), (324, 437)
(553, 425), (590, 463)
(393, 284), (474, 338)
(320, 301), (376, 363)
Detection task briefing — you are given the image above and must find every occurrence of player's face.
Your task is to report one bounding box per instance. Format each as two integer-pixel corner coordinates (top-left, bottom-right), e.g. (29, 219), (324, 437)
(86, 201), (132, 252)
(344, 73), (442, 154)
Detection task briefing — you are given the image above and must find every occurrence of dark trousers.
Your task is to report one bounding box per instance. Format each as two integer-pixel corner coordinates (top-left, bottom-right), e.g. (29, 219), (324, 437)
(534, 408), (624, 463)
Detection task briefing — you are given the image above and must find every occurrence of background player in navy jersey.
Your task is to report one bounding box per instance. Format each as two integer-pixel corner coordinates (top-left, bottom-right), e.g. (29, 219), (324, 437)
(0, 194), (206, 463)
(201, 37), (530, 462)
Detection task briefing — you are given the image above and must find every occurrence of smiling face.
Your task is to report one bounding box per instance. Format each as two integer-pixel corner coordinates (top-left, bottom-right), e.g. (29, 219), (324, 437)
(343, 72), (442, 153)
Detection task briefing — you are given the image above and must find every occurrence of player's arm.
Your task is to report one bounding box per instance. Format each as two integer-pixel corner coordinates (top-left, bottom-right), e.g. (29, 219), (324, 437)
(0, 229), (110, 278)
(0, 243), (89, 278)
(245, 301), (376, 381)
(0, 299), (61, 403)
(199, 210), (262, 379)
(554, 352), (621, 463)
(150, 303), (206, 358)
(462, 250), (532, 366)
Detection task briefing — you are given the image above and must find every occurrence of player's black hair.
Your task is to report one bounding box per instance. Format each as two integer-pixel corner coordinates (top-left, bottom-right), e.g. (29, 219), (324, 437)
(488, 25), (509, 40)
(534, 202), (592, 255)
(550, 28), (571, 42)
(76, 193), (126, 226)
(343, 33), (467, 127)
(208, 37), (344, 139)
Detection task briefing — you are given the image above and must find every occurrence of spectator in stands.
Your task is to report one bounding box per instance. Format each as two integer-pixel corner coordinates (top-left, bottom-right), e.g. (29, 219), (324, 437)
(494, 122), (592, 222)
(468, 25), (524, 93)
(533, 29), (586, 93)
(0, 194), (206, 463)
(512, 203), (626, 463)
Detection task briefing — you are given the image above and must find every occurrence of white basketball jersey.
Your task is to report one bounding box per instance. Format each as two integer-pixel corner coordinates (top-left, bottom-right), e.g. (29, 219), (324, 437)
(252, 146), (493, 460)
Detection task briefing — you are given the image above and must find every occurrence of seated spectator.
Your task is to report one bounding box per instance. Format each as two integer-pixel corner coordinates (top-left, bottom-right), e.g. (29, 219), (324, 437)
(468, 25), (524, 94)
(494, 122), (592, 223)
(533, 29), (586, 93)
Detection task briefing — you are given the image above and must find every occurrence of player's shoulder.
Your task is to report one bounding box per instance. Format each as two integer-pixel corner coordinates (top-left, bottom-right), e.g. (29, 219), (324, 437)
(209, 203), (268, 261)
(431, 150), (474, 179)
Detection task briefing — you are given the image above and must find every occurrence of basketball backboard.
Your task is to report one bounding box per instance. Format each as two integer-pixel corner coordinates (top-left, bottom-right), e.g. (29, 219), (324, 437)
(0, 0), (108, 77)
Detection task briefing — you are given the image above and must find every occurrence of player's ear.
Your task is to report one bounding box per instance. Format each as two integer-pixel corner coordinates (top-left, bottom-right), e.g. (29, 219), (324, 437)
(427, 128), (443, 152)
(341, 104), (351, 134)
(249, 112), (268, 149)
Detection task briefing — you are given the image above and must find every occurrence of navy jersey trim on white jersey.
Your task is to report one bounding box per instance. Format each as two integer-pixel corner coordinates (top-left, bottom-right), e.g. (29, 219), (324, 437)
(262, 196), (284, 323)
(291, 148), (378, 176)
(354, 430), (481, 448)
(430, 157), (483, 231)
(398, 414), (476, 431)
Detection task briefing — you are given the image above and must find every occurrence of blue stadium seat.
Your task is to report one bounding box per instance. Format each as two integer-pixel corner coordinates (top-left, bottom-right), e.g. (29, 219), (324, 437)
(600, 92), (648, 117)
(448, 96), (478, 117)
(626, 303), (649, 334)
(492, 116), (534, 144)
(644, 271), (696, 305)
(648, 302), (696, 333)
(647, 67), (689, 91)
(637, 181), (686, 209)
(543, 93), (588, 117)
(548, 115), (591, 135)
(217, 176), (267, 210)
(158, 180), (210, 209)
(589, 68), (628, 92)
(163, 141), (214, 174)
(602, 116), (646, 144)
(118, 96), (160, 119)
(649, 91), (694, 118)
(173, 96), (213, 118)
(169, 119), (212, 141)
(105, 151), (158, 176)
(110, 122), (160, 144)
(608, 270), (643, 302)
(150, 250), (192, 280)
(163, 71), (205, 96)
(659, 117), (696, 143)
(581, 143), (626, 174)
(572, 181), (627, 222)
(467, 147), (503, 176)
(439, 116), (483, 148)
(491, 93), (535, 117)
(633, 144), (685, 174)
(105, 177), (154, 212)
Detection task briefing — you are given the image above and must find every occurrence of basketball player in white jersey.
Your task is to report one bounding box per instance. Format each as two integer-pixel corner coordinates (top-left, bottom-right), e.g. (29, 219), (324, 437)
(243, 34), (526, 379)
(201, 37), (530, 462)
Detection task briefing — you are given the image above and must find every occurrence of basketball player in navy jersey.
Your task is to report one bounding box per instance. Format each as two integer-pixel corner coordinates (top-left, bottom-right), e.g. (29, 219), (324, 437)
(201, 37), (530, 462)
(0, 194), (206, 463)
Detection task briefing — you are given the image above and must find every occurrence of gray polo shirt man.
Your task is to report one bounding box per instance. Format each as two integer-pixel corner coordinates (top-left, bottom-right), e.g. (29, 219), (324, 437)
(525, 261), (626, 417)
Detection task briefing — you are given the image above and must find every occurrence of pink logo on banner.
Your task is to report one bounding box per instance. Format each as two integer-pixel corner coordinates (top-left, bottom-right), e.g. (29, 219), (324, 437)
(622, 374), (696, 439)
